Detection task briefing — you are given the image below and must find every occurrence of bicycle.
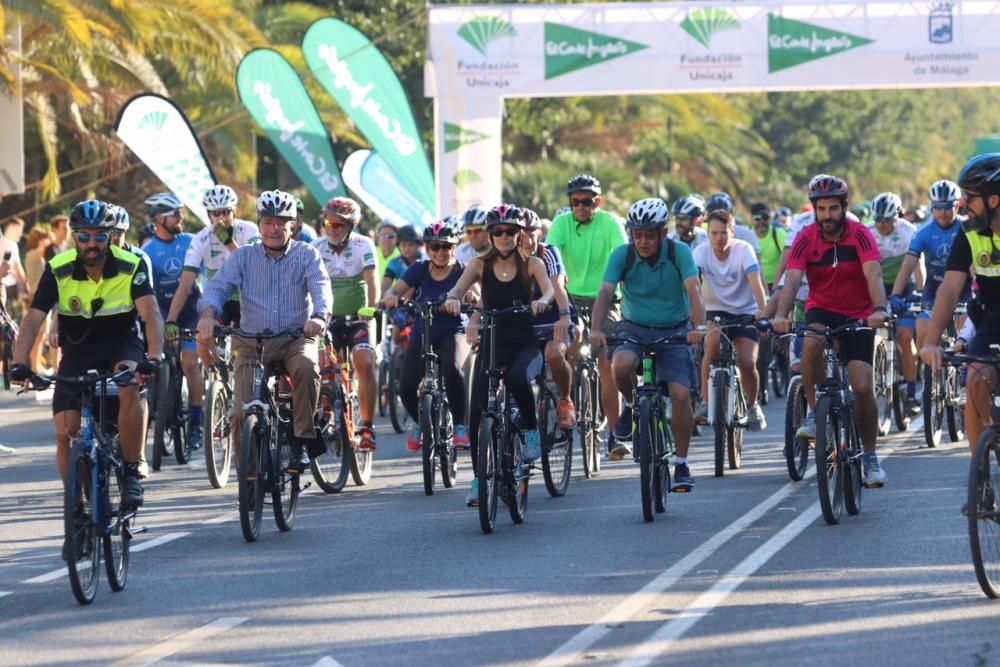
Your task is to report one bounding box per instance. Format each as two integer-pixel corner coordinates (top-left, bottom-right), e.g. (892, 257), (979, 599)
(22, 368), (146, 605)
(923, 303), (967, 447)
(534, 323), (573, 498)
(607, 332), (686, 522)
(387, 314), (412, 435)
(783, 354), (810, 481)
(393, 298), (459, 495)
(706, 315), (757, 478)
(573, 309), (604, 478)
(150, 335), (190, 470)
(873, 311), (904, 437)
(201, 331), (234, 488)
(944, 348), (1000, 598)
(466, 304), (534, 534)
(0, 300), (17, 391)
(311, 311), (377, 492)
(802, 321), (874, 525)
(221, 327), (309, 542)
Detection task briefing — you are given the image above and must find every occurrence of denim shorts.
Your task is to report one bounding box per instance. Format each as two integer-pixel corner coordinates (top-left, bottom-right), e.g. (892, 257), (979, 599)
(613, 320), (695, 389)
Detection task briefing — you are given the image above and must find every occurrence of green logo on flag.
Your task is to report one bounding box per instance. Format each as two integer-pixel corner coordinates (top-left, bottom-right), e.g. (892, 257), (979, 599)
(453, 169), (482, 190)
(768, 14), (873, 73)
(138, 111), (168, 130)
(544, 22), (649, 80)
(681, 8), (741, 48)
(458, 16), (517, 56)
(444, 122), (490, 153)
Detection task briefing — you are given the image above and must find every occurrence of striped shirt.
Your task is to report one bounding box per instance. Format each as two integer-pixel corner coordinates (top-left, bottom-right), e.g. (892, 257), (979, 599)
(199, 240), (332, 333)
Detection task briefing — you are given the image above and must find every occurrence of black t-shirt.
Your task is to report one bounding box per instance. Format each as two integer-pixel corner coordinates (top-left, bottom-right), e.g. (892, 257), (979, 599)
(947, 231), (1000, 310)
(32, 256), (154, 346)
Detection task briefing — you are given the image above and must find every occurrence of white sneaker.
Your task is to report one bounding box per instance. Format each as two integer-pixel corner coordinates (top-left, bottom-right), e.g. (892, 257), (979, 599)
(746, 404), (767, 432)
(0, 443), (15, 456)
(863, 453), (887, 488)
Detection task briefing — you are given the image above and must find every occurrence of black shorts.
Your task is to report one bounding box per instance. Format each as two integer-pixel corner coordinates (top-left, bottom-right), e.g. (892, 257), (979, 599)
(706, 310), (759, 342)
(970, 316), (1000, 356)
(805, 307), (874, 364)
(328, 317), (375, 353)
(53, 336), (146, 414)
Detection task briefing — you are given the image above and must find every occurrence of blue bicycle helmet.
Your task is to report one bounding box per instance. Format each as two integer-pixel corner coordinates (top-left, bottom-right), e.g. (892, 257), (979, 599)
(69, 199), (111, 230)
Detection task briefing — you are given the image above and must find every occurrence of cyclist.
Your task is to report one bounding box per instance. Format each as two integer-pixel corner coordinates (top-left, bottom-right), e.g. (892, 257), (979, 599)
(11, 199), (163, 520)
(381, 220), (470, 451)
(381, 224), (426, 297)
(443, 204), (555, 506)
(547, 173), (628, 457)
(374, 219), (400, 281)
(922, 154), (1000, 454)
(589, 198), (706, 491)
(313, 196), (381, 450)
(774, 174), (888, 487)
(197, 190), (332, 471)
(291, 196), (316, 243)
(870, 192), (922, 415)
(776, 207), (793, 230)
(752, 202), (786, 290)
(669, 194), (708, 249)
(456, 205), (492, 265)
(143, 192), (205, 449)
(106, 204), (154, 284)
(891, 179), (971, 390)
(704, 192), (761, 256)
(694, 209), (768, 430)
(520, 208), (575, 432)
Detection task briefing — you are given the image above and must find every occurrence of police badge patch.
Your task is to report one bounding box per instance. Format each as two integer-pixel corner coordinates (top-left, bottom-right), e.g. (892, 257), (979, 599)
(978, 251), (991, 268)
(68, 296), (82, 313)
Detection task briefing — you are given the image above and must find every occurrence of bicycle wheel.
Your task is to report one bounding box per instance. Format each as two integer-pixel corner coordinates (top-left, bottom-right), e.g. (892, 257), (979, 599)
(577, 366), (597, 479)
(103, 452), (130, 592)
(506, 427), (528, 525)
(272, 424), (298, 532)
(638, 397), (655, 522)
(420, 393), (437, 496)
(439, 404), (457, 489)
(712, 368), (728, 478)
(204, 381), (232, 489)
(771, 340), (788, 399)
(238, 414), (265, 542)
(654, 404), (670, 515)
(968, 430), (1000, 599)
(478, 415), (499, 534)
(348, 392), (374, 486)
(923, 364), (944, 448)
(873, 340), (892, 437)
(756, 338), (770, 407)
(388, 348), (408, 434)
(173, 375), (191, 465)
(815, 396), (844, 525)
(65, 441), (100, 605)
(311, 393), (351, 493)
(151, 362), (172, 471)
(843, 420), (863, 516)
(784, 376), (810, 481)
(377, 358), (389, 418)
(728, 383), (746, 471)
(947, 366), (966, 443)
(1, 337), (12, 391)
(540, 384), (571, 497)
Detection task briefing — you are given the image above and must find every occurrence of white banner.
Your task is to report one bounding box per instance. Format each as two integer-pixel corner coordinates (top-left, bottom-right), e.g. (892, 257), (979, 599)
(427, 1), (1000, 209)
(0, 23), (24, 196)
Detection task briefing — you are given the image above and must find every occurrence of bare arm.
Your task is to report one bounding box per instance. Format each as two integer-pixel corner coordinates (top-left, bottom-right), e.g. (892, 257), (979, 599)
(926, 270), (967, 346)
(771, 248), (790, 289)
(748, 269), (767, 311)
(862, 260), (887, 310)
(913, 256), (925, 291)
(590, 282), (616, 338)
(528, 256), (554, 306)
(776, 269), (803, 320)
(13, 308), (46, 367)
(166, 269), (199, 323)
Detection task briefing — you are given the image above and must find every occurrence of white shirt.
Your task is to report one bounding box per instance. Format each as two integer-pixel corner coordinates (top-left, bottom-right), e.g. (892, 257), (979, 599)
(455, 240), (488, 265)
(670, 224), (760, 255)
(0, 238), (21, 288)
(693, 239), (760, 315)
(182, 219), (259, 278)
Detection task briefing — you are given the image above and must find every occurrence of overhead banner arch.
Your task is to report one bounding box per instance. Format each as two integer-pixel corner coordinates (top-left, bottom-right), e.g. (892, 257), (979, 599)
(427, 1), (1000, 214)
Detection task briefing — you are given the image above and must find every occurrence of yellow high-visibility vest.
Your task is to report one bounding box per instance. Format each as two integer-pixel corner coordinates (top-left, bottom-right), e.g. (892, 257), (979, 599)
(50, 245), (142, 318)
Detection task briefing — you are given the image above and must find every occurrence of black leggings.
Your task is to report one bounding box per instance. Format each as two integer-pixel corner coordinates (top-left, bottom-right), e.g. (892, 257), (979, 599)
(400, 332), (470, 426)
(468, 336), (542, 474)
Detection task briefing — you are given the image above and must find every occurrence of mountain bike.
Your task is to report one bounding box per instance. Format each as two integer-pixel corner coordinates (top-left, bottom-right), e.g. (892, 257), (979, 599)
(151, 336), (190, 470)
(23, 368), (146, 605)
(222, 327), (309, 542)
(923, 303), (967, 447)
(706, 315), (756, 478)
(535, 324), (572, 498)
(387, 314), (412, 435)
(756, 328), (788, 405)
(467, 304), (534, 534)
(873, 313), (903, 437)
(945, 348), (1000, 598)
(573, 309), (603, 478)
(202, 331), (234, 488)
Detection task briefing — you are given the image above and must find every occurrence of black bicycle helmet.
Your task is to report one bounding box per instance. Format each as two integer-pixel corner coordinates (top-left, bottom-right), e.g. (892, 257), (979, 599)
(422, 220), (460, 244)
(565, 173), (601, 197)
(69, 199), (111, 230)
(397, 224), (423, 243)
(958, 154), (1000, 195)
(486, 203), (528, 228)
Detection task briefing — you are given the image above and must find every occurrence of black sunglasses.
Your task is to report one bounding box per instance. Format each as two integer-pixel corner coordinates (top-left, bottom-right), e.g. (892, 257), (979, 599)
(427, 242), (453, 252)
(570, 197), (595, 208)
(489, 227), (519, 238)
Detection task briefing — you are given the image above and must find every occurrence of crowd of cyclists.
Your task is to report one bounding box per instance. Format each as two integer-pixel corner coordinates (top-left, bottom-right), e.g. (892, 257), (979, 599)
(5, 151), (1000, 556)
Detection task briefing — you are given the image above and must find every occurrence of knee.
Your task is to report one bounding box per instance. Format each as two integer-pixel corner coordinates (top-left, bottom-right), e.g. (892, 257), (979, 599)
(852, 376), (874, 398)
(545, 343), (562, 366)
(119, 385), (140, 409)
(611, 353), (635, 375)
(670, 386), (692, 408)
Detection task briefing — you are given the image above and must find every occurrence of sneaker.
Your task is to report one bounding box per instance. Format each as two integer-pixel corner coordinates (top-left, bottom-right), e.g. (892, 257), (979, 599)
(122, 471), (144, 507)
(904, 396), (921, 417)
(406, 424), (422, 452)
(454, 424), (470, 449)
(746, 403), (767, 432)
(287, 440), (310, 474)
(358, 423), (377, 451)
(137, 455), (149, 480)
(795, 412), (816, 440)
(557, 398), (577, 430)
(606, 432), (617, 455)
(466, 478), (479, 507)
(694, 403), (709, 425)
(863, 452), (887, 488)
(672, 463), (695, 492)
(614, 405), (633, 443)
(188, 424), (204, 451)
(523, 429), (541, 462)
(0, 443), (14, 456)
(609, 441), (632, 461)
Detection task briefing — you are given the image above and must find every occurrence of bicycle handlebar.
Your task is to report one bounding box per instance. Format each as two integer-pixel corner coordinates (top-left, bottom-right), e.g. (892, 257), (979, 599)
(605, 333), (689, 348)
(18, 367), (136, 393)
(214, 326), (303, 340)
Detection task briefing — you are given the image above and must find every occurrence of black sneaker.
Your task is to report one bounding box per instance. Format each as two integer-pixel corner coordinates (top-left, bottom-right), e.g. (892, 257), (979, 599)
(287, 440), (310, 474)
(614, 405), (634, 443)
(122, 470), (144, 507)
(671, 463), (695, 493)
(904, 396), (921, 416)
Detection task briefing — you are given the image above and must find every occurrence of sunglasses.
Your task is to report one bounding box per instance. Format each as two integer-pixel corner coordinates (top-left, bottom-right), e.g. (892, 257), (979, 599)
(75, 231), (110, 243)
(378, 232), (397, 240)
(209, 209), (233, 217)
(875, 217), (895, 224)
(490, 227), (519, 238)
(932, 203), (957, 210)
(752, 214), (769, 222)
(674, 215), (691, 223)
(324, 220), (350, 229)
(427, 242), (454, 252)
(570, 197), (596, 208)
(465, 226), (486, 233)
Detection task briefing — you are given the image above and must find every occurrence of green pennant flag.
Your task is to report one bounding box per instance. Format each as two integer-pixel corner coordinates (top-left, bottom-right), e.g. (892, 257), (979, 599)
(768, 14), (874, 74)
(544, 22), (649, 80)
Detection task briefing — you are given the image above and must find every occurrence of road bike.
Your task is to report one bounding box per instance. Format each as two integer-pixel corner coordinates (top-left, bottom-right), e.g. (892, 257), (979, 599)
(534, 324), (572, 498)
(150, 336), (190, 470)
(922, 303), (967, 447)
(706, 315), (756, 478)
(573, 309), (603, 478)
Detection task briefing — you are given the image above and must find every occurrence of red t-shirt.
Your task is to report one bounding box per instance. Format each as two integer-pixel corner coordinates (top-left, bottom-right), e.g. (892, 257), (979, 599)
(787, 219), (881, 318)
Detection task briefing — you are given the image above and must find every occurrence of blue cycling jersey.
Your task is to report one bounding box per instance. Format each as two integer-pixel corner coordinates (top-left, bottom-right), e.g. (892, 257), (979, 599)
(144, 233), (201, 324)
(907, 220), (972, 306)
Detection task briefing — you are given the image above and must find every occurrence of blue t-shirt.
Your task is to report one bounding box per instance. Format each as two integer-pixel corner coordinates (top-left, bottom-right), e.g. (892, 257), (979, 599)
(386, 253), (426, 282)
(144, 233), (201, 324)
(296, 224), (317, 243)
(907, 220), (972, 305)
(604, 239), (698, 328)
(399, 260), (465, 339)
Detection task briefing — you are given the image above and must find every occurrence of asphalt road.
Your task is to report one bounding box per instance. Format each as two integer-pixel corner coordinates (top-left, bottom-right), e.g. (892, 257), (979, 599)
(0, 388), (996, 666)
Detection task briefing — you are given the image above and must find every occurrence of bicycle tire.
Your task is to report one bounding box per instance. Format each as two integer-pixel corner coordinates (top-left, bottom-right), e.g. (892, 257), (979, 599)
(388, 347), (408, 434)
(65, 440), (100, 605)
(843, 419), (863, 516)
(1, 338), (12, 391)
(172, 375), (191, 465)
(238, 414), (265, 542)
(439, 403), (457, 489)
(873, 340), (891, 437)
(311, 392), (351, 493)
(756, 338), (769, 407)
(420, 393), (436, 496)
(103, 450), (130, 592)
(638, 397), (655, 522)
(152, 363), (172, 471)
(540, 383), (571, 497)
(506, 427), (527, 525)
(923, 364), (943, 448)
(947, 366), (965, 443)
(784, 376), (810, 481)
(772, 341), (789, 399)
(204, 381), (232, 489)
(815, 396), (844, 525)
(712, 368), (728, 478)
(348, 391), (374, 486)
(968, 430), (1000, 599)
(577, 366), (597, 479)
(728, 382), (746, 471)
(892, 344), (908, 432)
(654, 400), (670, 514)
(272, 424), (298, 532)
(478, 415), (499, 534)
(377, 358), (389, 418)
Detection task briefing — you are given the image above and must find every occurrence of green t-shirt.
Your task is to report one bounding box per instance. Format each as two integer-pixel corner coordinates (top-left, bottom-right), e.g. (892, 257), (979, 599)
(603, 240), (699, 328)
(547, 209), (627, 299)
(756, 226), (786, 285)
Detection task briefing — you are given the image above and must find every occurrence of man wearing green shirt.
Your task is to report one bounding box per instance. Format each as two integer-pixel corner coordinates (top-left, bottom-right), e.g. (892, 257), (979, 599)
(752, 203), (786, 290)
(547, 173), (629, 458)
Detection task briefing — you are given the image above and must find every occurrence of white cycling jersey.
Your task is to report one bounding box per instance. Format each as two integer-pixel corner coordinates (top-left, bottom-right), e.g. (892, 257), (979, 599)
(183, 219), (259, 278)
(312, 232), (377, 317)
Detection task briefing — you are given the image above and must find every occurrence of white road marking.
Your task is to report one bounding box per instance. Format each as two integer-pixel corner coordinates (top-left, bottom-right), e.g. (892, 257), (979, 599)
(22, 532), (189, 584)
(0, 591), (12, 599)
(110, 616), (248, 667)
(310, 656), (347, 667)
(538, 466), (816, 667)
(200, 511), (237, 525)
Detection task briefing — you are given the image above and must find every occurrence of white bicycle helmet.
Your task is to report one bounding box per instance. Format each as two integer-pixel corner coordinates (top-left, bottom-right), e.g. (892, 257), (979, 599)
(871, 192), (903, 220)
(203, 184), (238, 210)
(672, 194), (706, 218)
(104, 204), (131, 232)
(462, 204), (490, 228)
(626, 198), (670, 230)
(144, 192), (183, 218)
(928, 179), (960, 204)
(257, 190), (297, 219)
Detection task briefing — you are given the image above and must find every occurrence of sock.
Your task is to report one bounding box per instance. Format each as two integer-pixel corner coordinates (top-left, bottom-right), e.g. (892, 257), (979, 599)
(189, 404), (203, 426)
(674, 457), (687, 465)
(907, 381), (916, 398)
